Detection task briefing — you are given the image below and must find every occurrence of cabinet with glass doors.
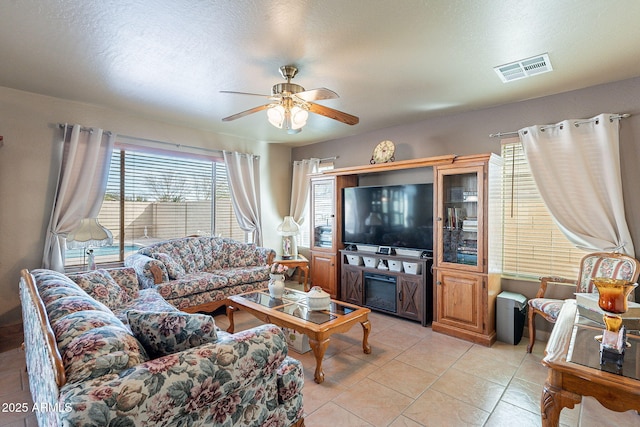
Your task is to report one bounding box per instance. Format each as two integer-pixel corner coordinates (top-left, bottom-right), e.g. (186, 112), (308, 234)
(309, 174), (357, 298)
(432, 154), (503, 346)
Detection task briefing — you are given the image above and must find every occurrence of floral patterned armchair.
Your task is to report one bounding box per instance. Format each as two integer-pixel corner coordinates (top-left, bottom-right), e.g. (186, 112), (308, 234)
(526, 252), (640, 353)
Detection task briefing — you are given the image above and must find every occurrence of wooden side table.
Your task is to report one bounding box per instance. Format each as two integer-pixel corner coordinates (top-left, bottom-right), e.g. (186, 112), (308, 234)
(541, 300), (640, 426)
(275, 254), (310, 291)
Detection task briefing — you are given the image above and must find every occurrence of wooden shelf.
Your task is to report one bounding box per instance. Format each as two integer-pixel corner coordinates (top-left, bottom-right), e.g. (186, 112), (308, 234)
(321, 154), (456, 176)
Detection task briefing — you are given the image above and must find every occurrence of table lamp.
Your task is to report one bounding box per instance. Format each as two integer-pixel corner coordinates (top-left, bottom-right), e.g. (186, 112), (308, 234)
(277, 216), (300, 259)
(66, 218), (113, 270)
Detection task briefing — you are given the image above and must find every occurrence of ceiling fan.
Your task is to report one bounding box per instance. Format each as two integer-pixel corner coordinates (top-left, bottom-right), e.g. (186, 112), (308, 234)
(221, 65), (359, 134)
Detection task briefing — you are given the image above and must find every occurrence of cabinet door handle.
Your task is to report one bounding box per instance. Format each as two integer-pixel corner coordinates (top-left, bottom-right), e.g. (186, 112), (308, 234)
(437, 217), (442, 221)
(399, 290), (403, 301)
(436, 281), (442, 285)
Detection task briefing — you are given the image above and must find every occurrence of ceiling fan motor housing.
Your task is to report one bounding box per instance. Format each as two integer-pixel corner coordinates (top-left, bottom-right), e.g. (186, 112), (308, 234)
(272, 82), (305, 96)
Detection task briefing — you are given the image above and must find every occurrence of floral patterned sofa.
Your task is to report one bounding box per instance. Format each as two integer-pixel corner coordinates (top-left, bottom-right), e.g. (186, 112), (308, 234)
(125, 236), (275, 313)
(19, 267), (304, 427)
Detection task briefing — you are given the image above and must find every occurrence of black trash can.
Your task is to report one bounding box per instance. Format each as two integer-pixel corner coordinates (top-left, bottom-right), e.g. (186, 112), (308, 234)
(496, 291), (528, 345)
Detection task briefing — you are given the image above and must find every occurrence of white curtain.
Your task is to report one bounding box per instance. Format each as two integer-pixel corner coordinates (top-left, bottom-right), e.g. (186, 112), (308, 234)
(223, 151), (263, 246)
(289, 158), (320, 225)
(43, 125), (116, 271)
(519, 113), (634, 255)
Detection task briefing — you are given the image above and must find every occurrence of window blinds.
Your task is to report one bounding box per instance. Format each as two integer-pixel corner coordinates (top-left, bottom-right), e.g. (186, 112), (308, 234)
(501, 141), (587, 280)
(65, 148), (244, 267)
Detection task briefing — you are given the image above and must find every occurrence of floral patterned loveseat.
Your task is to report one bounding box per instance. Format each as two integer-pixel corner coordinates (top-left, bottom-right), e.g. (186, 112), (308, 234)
(19, 267), (304, 427)
(125, 236), (275, 313)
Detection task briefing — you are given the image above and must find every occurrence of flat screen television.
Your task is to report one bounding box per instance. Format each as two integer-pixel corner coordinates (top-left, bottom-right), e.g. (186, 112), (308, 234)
(342, 183), (433, 251)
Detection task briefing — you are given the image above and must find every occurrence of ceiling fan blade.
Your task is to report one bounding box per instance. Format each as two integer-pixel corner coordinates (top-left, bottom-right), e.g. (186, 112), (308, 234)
(220, 90), (271, 97)
(296, 87), (339, 101)
(222, 104), (271, 122)
(307, 102), (359, 125)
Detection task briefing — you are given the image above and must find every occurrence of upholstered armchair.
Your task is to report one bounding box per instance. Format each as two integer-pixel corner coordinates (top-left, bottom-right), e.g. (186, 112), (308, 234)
(526, 252), (640, 353)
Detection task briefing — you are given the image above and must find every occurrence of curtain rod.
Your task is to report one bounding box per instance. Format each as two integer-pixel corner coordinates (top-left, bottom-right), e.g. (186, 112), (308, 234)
(293, 156), (337, 164)
(489, 113), (631, 138)
(58, 123), (225, 155)
(58, 123), (112, 136)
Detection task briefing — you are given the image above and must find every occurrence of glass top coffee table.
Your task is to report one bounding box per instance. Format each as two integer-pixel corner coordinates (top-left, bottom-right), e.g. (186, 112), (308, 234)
(227, 288), (371, 384)
(541, 300), (640, 426)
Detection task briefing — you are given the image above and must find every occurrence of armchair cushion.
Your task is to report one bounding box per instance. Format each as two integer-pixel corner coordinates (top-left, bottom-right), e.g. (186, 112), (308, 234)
(127, 310), (218, 357)
(528, 298), (564, 321)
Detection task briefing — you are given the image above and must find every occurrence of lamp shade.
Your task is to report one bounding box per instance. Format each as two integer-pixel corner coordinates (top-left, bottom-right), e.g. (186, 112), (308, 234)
(277, 216), (300, 236)
(267, 105), (285, 128)
(267, 105), (308, 132)
(66, 218), (113, 249)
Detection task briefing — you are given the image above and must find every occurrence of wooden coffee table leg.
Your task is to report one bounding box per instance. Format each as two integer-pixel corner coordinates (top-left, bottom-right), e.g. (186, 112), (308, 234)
(226, 305), (237, 333)
(308, 337), (330, 384)
(361, 319), (372, 354)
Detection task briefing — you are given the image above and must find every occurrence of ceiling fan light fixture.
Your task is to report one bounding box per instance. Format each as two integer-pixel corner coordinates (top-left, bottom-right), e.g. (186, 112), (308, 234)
(267, 105), (285, 128)
(289, 106), (308, 130)
(267, 104), (308, 132)
(222, 64), (358, 129)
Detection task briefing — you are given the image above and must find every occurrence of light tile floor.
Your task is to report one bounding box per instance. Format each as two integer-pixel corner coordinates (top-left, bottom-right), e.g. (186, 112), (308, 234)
(2, 288), (640, 426)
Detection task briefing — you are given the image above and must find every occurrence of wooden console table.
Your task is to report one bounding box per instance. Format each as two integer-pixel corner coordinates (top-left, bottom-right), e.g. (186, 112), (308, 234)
(541, 300), (640, 426)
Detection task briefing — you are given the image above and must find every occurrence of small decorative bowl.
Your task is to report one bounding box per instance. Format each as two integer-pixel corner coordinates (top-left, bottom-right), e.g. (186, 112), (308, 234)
(307, 286), (331, 311)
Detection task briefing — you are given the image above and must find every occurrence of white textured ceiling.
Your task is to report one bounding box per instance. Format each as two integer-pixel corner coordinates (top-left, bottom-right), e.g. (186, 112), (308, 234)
(2, 0), (640, 146)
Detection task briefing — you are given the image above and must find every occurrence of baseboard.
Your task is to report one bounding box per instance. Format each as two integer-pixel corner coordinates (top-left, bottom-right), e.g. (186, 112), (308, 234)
(431, 321), (497, 347)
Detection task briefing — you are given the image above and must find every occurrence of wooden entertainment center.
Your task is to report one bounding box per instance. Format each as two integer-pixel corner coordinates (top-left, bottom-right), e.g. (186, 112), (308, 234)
(309, 153), (502, 345)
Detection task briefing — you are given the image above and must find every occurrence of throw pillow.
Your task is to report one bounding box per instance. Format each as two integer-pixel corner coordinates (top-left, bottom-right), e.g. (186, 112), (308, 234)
(126, 310), (217, 357)
(150, 252), (186, 279)
(69, 269), (132, 310)
(62, 325), (149, 383)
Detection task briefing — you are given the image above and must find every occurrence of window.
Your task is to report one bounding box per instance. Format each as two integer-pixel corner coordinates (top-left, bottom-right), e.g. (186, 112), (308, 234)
(298, 161), (333, 247)
(65, 146), (244, 267)
(501, 140), (588, 279)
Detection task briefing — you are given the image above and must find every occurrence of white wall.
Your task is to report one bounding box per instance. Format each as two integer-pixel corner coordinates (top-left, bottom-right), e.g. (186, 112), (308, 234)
(0, 86), (292, 326)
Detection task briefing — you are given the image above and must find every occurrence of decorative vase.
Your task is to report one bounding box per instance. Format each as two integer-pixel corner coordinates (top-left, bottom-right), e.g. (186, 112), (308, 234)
(268, 273), (286, 298)
(592, 277), (637, 367)
(592, 277), (638, 331)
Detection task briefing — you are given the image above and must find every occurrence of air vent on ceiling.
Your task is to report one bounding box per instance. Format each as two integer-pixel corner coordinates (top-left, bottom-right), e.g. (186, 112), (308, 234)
(494, 53), (553, 83)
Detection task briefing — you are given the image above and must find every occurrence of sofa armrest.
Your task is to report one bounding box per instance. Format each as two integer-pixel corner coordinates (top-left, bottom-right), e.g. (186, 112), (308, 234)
(257, 246), (276, 265)
(58, 324), (290, 425)
(124, 253), (168, 288)
(19, 270), (65, 427)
